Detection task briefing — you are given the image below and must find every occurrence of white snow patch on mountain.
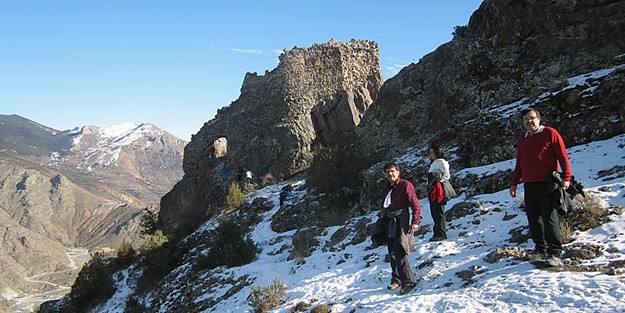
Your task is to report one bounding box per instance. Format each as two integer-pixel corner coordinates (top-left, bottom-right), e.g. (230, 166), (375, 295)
(72, 123), (163, 170)
(484, 64), (625, 121)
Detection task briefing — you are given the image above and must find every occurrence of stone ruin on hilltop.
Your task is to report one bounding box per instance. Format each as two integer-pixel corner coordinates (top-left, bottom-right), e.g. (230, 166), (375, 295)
(160, 39), (383, 235)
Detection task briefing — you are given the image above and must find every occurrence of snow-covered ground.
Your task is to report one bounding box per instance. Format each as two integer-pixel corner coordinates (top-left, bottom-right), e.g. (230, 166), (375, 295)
(101, 133), (625, 313)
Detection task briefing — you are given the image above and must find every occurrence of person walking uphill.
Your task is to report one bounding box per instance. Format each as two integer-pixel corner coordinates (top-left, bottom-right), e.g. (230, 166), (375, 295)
(427, 145), (450, 242)
(510, 108), (572, 267)
(380, 162), (421, 295)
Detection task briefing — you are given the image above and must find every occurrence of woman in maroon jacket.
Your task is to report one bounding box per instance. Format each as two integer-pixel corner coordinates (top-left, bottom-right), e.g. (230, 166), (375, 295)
(510, 108), (571, 267)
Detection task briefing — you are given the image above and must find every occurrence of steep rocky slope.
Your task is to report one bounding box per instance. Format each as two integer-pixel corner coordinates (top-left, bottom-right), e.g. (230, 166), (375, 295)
(358, 0), (625, 167)
(0, 151), (145, 307)
(354, 0), (625, 210)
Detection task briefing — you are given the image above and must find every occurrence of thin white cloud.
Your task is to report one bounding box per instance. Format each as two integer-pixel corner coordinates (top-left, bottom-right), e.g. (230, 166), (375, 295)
(385, 62), (411, 77)
(227, 48), (262, 54)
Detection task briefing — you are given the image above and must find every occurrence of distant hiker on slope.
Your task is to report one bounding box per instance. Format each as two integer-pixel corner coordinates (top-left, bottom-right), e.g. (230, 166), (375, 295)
(245, 170), (253, 185)
(510, 108), (571, 267)
(279, 184), (292, 207)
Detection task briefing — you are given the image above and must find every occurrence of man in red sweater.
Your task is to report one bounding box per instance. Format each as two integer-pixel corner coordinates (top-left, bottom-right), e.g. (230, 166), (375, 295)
(382, 162), (421, 294)
(510, 108), (571, 267)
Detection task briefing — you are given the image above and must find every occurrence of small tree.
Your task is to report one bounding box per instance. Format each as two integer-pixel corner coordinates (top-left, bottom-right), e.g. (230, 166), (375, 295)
(117, 237), (136, 266)
(138, 230), (169, 254)
(69, 252), (115, 310)
(139, 206), (158, 236)
(453, 25), (467, 39)
(136, 231), (178, 293)
(203, 219), (258, 269)
(225, 182), (246, 213)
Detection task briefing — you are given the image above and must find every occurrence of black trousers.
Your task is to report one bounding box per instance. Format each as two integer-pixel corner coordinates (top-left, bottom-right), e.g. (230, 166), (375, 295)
(387, 212), (415, 285)
(429, 199), (447, 238)
(524, 182), (563, 256)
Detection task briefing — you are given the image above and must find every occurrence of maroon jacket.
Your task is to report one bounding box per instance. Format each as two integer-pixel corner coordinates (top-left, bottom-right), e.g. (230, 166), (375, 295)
(511, 126), (572, 185)
(385, 178), (421, 225)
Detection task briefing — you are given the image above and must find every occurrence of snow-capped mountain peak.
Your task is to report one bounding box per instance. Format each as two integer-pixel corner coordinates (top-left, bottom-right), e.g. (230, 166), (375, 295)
(64, 122), (180, 173)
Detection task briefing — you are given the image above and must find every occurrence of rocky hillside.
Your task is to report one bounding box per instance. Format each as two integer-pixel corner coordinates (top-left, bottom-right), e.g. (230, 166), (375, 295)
(355, 0), (625, 209)
(358, 0), (625, 167)
(0, 150), (145, 310)
(0, 116), (186, 311)
(160, 39), (383, 236)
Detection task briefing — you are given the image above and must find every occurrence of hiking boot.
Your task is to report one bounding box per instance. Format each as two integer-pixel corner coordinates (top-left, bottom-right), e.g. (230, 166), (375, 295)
(399, 283), (416, 295)
(429, 235), (447, 242)
(387, 281), (401, 290)
(546, 255), (563, 267)
(527, 251), (547, 262)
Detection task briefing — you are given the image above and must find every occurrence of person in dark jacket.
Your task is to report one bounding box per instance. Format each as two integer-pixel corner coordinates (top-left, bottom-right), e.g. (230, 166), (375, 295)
(510, 108), (572, 267)
(381, 162), (421, 295)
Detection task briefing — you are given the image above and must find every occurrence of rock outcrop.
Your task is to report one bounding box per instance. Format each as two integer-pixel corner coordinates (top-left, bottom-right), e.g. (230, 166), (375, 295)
(160, 39), (382, 236)
(357, 0), (625, 168)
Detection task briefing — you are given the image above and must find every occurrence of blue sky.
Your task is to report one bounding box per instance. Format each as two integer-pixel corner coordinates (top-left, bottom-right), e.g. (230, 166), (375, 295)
(1, 1), (482, 141)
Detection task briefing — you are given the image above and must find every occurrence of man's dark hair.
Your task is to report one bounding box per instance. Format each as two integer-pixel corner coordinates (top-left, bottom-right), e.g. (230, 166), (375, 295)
(384, 162), (400, 172)
(429, 144), (447, 160)
(521, 107), (541, 119)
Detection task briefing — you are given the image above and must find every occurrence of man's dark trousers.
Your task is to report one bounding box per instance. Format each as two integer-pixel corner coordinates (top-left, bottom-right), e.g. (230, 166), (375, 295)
(387, 209), (416, 285)
(524, 182), (563, 256)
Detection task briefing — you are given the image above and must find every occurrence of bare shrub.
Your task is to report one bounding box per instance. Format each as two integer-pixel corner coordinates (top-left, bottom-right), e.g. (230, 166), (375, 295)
(291, 301), (312, 312)
(311, 303), (332, 313)
(484, 246), (525, 263)
(247, 278), (287, 313)
(563, 194), (608, 231)
(559, 218), (574, 244)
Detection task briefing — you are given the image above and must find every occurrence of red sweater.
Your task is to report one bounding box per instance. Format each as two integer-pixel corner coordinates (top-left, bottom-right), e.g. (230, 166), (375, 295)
(511, 126), (572, 185)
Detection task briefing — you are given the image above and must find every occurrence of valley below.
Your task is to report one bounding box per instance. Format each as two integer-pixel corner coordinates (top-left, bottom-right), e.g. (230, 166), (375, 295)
(9, 248), (90, 313)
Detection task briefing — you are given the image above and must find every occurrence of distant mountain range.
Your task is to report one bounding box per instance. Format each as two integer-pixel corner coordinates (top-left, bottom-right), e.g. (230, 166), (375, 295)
(0, 114), (74, 157)
(0, 114), (187, 309)
(0, 114), (187, 205)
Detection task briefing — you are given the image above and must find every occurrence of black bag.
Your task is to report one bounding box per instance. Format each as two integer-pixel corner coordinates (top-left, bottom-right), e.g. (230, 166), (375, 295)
(442, 180), (457, 202)
(549, 172), (585, 215)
